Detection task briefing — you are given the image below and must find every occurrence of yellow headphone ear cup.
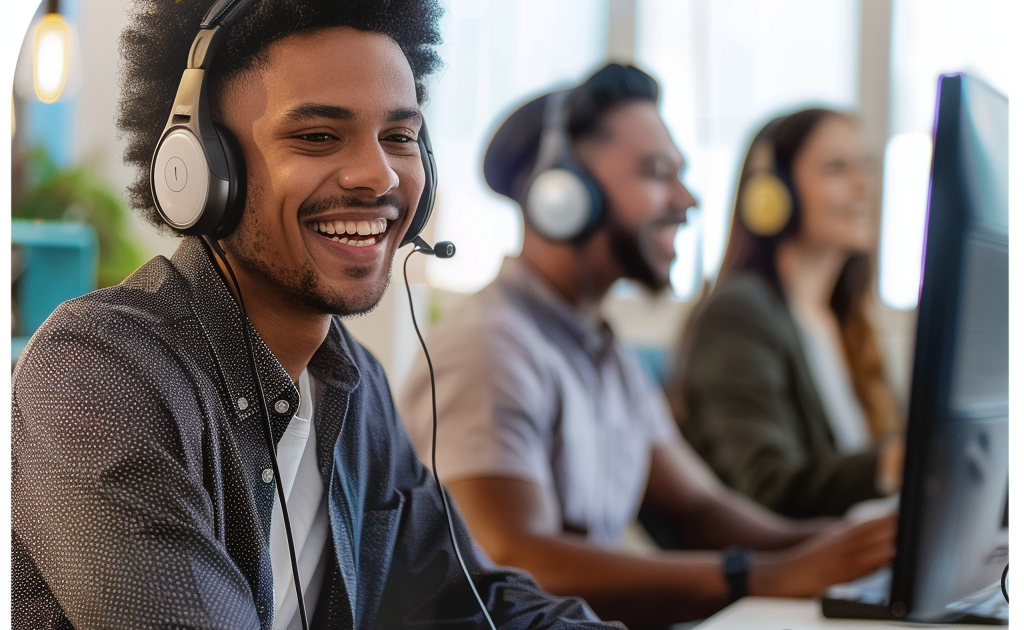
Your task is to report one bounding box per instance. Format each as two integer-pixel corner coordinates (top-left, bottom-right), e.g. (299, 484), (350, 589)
(740, 173), (792, 237)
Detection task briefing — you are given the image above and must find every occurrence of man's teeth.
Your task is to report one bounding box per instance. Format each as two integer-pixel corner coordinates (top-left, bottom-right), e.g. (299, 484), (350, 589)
(314, 218), (388, 242)
(328, 236), (377, 247)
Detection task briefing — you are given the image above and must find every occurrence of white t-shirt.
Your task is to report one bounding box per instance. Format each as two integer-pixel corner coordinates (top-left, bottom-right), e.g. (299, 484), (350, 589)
(790, 309), (870, 453)
(271, 369), (330, 630)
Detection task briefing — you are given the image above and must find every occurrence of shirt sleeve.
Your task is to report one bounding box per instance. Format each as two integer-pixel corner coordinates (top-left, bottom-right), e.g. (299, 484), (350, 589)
(12, 313), (262, 629)
(398, 301), (559, 489)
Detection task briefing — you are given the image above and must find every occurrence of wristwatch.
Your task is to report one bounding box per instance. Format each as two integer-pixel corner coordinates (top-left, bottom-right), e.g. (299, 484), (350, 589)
(722, 546), (752, 602)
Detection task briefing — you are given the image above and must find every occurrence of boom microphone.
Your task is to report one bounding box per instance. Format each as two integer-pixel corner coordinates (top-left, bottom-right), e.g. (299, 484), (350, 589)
(412, 235), (456, 258)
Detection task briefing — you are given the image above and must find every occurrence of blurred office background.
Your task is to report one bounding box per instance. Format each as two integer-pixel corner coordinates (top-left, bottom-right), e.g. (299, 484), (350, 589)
(7, 0), (1014, 396)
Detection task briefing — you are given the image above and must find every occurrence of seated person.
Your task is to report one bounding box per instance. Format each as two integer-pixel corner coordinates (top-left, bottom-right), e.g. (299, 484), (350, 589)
(11, 1), (623, 628)
(665, 109), (904, 518)
(398, 64), (896, 628)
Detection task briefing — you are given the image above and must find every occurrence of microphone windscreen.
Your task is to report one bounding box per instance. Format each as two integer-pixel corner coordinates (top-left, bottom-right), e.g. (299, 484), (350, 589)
(434, 241), (456, 258)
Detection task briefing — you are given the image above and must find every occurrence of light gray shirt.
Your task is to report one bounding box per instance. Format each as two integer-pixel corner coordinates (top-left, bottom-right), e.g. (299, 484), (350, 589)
(398, 257), (675, 548)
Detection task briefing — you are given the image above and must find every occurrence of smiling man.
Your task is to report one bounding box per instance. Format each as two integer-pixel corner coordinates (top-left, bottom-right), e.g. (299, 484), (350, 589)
(398, 64), (897, 627)
(10, 1), (621, 629)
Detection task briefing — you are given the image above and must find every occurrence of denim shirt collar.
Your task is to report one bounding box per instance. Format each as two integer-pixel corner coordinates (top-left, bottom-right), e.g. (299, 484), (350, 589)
(169, 237), (361, 445)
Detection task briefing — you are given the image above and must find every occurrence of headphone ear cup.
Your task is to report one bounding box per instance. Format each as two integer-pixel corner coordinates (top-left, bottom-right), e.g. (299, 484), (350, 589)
(151, 127), (213, 233)
(150, 122), (246, 238)
(524, 160), (603, 242)
(210, 122), (247, 239)
(401, 129), (437, 247)
(738, 171), (793, 238)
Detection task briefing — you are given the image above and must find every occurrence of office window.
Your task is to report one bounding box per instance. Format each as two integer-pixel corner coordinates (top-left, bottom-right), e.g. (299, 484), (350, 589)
(635, 0), (859, 299)
(879, 0), (1013, 309)
(423, 0), (608, 293)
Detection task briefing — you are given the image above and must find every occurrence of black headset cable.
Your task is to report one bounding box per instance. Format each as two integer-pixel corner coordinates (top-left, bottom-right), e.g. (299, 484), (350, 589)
(203, 236), (309, 630)
(403, 246), (498, 630)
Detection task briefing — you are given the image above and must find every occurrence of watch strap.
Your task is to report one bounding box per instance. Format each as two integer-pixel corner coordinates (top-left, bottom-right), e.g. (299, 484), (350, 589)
(723, 545), (752, 602)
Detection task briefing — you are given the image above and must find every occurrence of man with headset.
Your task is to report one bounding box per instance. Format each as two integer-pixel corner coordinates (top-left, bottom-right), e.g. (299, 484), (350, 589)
(11, 1), (622, 629)
(398, 64), (897, 627)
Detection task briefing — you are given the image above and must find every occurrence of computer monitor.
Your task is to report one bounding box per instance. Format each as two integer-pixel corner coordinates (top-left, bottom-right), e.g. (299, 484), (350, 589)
(888, 72), (1009, 622)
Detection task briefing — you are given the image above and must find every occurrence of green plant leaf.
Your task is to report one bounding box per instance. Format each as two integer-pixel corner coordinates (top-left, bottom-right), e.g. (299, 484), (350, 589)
(14, 146), (147, 287)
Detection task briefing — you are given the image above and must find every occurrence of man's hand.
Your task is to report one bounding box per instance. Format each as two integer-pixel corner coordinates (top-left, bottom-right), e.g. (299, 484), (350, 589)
(749, 513), (897, 598)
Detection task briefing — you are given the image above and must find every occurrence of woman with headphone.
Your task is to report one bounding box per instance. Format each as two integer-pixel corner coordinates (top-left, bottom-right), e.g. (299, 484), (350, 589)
(666, 108), (904, 518)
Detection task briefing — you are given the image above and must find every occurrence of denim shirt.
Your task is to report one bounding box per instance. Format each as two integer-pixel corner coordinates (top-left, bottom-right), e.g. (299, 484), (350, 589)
(12, 237), (621, 630)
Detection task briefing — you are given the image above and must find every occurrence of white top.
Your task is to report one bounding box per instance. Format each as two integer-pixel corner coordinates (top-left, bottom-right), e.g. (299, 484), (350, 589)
(790, 309), (870, 453)
(398, 257), (676, 548)
(271, 369), (330, 630)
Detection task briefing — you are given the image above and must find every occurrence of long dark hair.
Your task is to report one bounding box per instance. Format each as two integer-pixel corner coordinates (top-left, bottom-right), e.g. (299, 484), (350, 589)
(669, 108), (900, 440)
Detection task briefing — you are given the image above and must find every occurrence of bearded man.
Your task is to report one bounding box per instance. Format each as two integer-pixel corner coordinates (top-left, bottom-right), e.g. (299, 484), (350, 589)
(398, 63), (896, 628)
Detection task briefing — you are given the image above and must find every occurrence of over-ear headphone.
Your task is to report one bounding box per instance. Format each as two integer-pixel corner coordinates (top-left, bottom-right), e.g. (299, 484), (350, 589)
(522, 90), (604, 242)
(737, 118), (799, 238)
(150, 0), (436, 246)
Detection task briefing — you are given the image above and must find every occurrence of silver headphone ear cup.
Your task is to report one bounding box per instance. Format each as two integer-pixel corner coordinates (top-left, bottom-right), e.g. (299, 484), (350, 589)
(149, 122), (244, 237)
(525, 168), (594, 241)
(152, 129), (211, 231)
(523, 90), (604, 242)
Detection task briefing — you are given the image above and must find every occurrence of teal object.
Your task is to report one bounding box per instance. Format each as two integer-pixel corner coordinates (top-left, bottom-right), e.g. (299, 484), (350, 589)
(631, 344), (668, 386)
(12, 219), (98, 365)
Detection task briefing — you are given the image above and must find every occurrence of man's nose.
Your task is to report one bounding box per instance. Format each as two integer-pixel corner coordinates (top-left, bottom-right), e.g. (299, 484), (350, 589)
(676, 180), (698, 221)
(337, 137), (400, 196)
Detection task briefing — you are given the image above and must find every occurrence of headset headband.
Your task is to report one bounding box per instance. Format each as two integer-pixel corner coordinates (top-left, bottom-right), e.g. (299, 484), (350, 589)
(531, 90), (573, 179)
(201, 0), (254, 30)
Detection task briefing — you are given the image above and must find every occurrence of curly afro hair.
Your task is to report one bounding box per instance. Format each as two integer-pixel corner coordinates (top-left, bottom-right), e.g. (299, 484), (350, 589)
(117, 0), (444, 234)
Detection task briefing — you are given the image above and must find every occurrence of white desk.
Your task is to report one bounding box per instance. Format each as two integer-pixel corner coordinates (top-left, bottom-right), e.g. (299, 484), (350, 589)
(691, 597), (995, 629)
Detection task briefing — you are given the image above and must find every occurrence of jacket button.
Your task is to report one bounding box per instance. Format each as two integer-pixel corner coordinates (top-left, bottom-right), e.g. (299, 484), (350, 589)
(237, 397), (249, 411)
(274, 399), (290, 414)
(262, 468), (274, 484)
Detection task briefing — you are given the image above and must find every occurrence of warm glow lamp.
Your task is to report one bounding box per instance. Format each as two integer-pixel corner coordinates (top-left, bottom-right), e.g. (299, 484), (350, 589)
(32, 1), (72, 104)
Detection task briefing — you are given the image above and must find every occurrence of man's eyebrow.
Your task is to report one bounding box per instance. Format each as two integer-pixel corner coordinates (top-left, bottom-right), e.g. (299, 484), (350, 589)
(640, 152), (686, 171)
(386, 108), (422, 124)
(283, 103), (355, 122)
(282, 104), (422, 124)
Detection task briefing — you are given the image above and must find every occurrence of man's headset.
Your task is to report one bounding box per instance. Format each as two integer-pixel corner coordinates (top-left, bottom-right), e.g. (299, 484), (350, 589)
(736, 116), (800, 238)
(149, 0), (444, 252)
(522, 89), (605, 242)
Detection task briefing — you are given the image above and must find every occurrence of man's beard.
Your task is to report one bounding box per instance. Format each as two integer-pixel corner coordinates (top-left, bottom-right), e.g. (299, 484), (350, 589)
(224, 184), (394, 317)
(605, 210), (670, 292)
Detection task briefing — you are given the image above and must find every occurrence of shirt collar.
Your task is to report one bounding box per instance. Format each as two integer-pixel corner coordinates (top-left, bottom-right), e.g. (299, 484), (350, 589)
(497, 256), (615, 359)
(169, 237), (359, 429)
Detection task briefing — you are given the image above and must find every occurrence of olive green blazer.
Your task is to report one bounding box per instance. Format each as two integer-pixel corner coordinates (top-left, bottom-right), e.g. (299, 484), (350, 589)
(678, 271), (882, 517)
